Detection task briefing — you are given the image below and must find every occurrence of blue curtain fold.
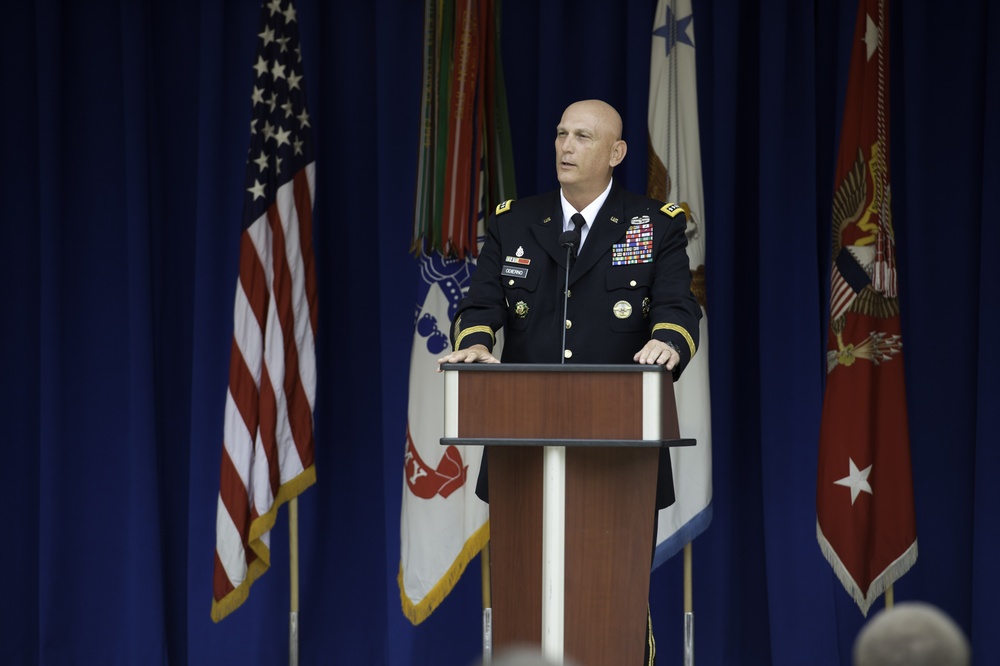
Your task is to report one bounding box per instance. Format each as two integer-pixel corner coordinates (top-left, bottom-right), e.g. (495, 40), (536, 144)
(970, 4), (1000, 662)
(1, 0), (997, 664)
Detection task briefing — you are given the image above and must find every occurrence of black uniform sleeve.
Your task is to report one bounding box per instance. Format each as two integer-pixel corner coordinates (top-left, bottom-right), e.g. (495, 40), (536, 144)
(648, 208), (701, 377)
(450, 212), (508, 352)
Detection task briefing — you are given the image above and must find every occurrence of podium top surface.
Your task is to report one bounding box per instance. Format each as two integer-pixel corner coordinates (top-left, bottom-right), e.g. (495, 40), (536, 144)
(439, 363), (669, 374)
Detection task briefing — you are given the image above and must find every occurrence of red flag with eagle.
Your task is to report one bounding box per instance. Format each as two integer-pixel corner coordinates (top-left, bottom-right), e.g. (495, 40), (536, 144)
(816, 0), (917, 616)
(399, 0), (515, 623)
(211, 0), (318, 622)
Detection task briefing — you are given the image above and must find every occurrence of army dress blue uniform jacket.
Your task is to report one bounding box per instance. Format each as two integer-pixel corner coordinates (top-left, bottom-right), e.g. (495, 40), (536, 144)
(451, 181), (702, 510)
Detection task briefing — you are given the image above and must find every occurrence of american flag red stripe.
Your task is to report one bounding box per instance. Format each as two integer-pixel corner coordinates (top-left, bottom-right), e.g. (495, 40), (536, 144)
(212, 0), (317, 622)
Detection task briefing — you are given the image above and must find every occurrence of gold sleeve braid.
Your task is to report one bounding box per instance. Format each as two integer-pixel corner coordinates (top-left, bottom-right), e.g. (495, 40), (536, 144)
(652, 323), (696, 359)
(454, 325), (495, 350)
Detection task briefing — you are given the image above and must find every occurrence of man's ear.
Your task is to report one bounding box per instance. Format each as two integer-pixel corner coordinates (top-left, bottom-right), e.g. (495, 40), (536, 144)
(610, 139), (627, 167)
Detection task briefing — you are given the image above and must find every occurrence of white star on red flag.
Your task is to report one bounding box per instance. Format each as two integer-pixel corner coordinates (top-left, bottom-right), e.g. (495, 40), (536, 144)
(833, 457), (873, 504)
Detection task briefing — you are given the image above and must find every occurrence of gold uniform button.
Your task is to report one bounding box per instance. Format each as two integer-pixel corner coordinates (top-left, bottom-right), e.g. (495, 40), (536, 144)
(564, 349), (573, 359)
(508, 279), (515, 286)
(565, 319), (572, 329)
(630, 280), (637, 287)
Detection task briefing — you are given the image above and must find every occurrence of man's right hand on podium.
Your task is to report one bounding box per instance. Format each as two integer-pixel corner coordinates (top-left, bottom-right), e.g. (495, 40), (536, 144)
(436, 344), (500, 370)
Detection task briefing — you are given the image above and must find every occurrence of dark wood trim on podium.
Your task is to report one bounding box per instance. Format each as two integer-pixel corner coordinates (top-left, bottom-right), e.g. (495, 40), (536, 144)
(441, 364), (691, 666)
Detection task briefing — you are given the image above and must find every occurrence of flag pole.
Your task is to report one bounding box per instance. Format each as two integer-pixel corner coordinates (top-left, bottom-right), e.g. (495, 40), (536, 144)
(289, 497), (300, 666)
(885, 584), (894, 609)
(481, 542), (493, 663)
(683, 542), (694, 666)
(481, 541), (492, 606)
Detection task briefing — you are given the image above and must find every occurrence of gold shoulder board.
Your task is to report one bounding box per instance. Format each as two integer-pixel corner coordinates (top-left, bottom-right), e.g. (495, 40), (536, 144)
(496, 199), (514, 215)
(660, 202), (683, 218)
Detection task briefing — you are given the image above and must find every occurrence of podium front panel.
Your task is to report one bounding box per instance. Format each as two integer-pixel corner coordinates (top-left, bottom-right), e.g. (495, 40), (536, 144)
(456, 368), (646, 440)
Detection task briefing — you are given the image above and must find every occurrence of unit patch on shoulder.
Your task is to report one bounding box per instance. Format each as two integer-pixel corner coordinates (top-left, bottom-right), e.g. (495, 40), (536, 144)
(496, 199), (514, 215)
(660, 202), (683, 218)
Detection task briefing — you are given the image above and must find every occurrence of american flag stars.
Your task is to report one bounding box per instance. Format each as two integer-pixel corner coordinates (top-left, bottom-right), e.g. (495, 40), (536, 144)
(244, 0), (312, 215)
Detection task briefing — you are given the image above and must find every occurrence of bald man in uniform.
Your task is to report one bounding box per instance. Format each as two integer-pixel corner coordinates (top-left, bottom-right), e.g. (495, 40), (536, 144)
(439, 99), (701, 665)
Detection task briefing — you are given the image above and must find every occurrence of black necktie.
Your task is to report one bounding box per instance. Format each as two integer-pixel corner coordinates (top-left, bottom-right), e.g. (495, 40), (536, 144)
(570, 213), (585, 257)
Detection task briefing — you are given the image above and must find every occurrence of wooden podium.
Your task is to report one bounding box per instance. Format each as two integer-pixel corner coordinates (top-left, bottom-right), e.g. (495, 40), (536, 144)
(441, 364), (693, 665)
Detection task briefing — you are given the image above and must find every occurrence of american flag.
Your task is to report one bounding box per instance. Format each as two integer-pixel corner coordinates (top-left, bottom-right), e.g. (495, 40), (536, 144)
(211, 0), (318, 622)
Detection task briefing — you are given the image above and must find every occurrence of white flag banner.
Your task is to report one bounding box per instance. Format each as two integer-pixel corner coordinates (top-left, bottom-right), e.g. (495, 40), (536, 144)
(648, 0), (713, 568)
(399, 251), (494, 624)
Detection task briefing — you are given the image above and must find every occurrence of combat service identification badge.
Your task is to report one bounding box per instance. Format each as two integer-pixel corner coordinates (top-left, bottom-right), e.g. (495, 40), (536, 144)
(613, 300), (633, 319)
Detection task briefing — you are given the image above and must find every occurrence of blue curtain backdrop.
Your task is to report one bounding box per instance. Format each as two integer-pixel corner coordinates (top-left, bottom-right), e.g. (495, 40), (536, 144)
(2, 0), (997, 664)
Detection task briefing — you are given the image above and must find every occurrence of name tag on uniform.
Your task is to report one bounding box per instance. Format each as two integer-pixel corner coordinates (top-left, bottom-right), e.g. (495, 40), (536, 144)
(502, 265), (529, 279)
